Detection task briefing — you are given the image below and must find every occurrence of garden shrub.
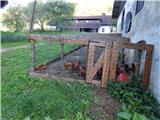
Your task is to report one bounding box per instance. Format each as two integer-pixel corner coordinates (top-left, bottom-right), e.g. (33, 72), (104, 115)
(107, 75), (160, 120)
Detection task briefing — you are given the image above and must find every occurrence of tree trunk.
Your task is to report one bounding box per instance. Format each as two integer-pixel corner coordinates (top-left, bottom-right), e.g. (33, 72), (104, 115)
(15, 23), (19, 32)
(40, 25), (45, 32)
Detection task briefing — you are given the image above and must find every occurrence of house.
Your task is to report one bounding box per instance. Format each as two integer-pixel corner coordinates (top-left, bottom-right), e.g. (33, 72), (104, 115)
(112, 0), (160, 103)
(1, 0), (8, 8)
(48, 14), (113, 33)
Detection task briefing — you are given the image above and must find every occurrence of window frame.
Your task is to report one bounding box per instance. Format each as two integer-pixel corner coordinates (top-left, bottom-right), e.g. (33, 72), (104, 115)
(125, 12), (132, 33)
(135, 0), (144, 15)
(121, 9), (125, 31)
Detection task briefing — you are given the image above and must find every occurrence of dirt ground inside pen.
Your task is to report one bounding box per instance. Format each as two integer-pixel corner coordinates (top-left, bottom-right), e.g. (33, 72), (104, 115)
(37, 46), (104, 80)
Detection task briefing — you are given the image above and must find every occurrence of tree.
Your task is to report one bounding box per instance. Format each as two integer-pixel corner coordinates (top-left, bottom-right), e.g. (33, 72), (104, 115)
(24, 1), (49, 31)
(2, 5), (26, 32)
(45, 1), (75, 31)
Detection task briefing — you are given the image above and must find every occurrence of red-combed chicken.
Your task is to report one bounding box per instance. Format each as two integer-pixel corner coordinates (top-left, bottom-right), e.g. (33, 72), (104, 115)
(78, 65), (86, 79)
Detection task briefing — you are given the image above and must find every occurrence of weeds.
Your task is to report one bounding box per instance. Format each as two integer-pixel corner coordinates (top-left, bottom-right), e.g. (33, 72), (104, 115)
(107, 75), (160, 120)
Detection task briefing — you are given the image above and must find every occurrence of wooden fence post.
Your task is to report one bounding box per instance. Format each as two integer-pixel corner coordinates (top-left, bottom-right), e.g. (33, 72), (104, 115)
(143, 46), (154, 88)
(110, 42), (119, 80)
(86, 42), (95, 83)
(31, 40), (36, 71)
(60, 42), (64, 59)
(101, 42), (111, 88)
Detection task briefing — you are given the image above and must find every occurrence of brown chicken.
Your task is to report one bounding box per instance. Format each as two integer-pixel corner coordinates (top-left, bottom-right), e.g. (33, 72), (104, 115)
(64, 62), (72, 70)
(34, 64), (46, 71)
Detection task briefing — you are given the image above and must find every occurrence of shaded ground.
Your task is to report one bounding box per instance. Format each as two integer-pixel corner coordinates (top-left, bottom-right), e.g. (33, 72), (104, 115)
(88, 86), (121, 120)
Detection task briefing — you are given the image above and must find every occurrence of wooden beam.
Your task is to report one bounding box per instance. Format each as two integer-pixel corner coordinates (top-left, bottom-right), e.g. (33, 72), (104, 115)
(29, 34), (130, 46)
(86, 42), (96, 83)
(31, 40), (36, 71)
(143, 46), (154, 88)
(101, 42), (112, 87)
(91, 51), (104, 78)
(118, 42), (154, 50)
(109, 42), (119, 80)
(29, 34), (89, 45)
(60, 41), (64, 59)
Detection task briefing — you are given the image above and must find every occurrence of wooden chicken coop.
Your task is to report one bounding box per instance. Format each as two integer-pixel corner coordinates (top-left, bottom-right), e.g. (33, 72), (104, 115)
(28, 33), (154, 88)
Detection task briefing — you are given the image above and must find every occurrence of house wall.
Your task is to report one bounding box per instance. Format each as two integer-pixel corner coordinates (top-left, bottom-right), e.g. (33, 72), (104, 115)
(46, 25), (56, 31)
(116, 0), (160, 103)
(98, 26), (111, 33)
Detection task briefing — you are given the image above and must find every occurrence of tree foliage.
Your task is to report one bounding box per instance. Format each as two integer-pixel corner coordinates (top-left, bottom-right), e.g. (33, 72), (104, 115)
(45, 1), (75, 31)
(24, 1), (49, 31)
(2, 5), (26, 32)
(24, 0), (75, 31)
(2, 0), (75, 32)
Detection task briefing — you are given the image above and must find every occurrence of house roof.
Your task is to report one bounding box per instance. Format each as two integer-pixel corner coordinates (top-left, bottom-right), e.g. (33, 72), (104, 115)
(1, 0), (8, 8)
(48, 15), (111, 29)
(72, 15), (112, 25)
(112, 0), (126, 19)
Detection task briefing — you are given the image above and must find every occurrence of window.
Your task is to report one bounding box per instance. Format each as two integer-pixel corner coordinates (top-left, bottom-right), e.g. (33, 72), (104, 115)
(125, 12), (132, 33)
(121, 9), (125, 31)
(102, 28), (105, 32)
(135, 0), (144, 15)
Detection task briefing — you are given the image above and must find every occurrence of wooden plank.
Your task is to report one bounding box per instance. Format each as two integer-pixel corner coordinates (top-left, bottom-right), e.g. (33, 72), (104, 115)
(60, 42), (64, 59)
(29, 71), (101, 86)
(118, 41), (154, 50)
(109, 42), (119, 80)
(31, 40), (36, 71)
(29, 34), (130, 46)
(134, 49), (142, 75)
(143, 47), (154, 88)
(86, 42), (96, 83)
(29, 34), (89, 45)
(91, 51), (104, 78)
(101, 43), (111, 87)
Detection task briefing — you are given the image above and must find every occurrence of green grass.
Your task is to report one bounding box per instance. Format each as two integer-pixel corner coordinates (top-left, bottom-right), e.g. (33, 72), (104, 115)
(35, 41), (80, 65)
(1, 41), (29, 48)
(1, 42), (92, 120)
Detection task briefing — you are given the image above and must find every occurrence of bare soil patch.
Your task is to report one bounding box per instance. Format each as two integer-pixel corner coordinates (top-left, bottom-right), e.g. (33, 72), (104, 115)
(37, 46), (104, 80)
(87, 86), (121, 120)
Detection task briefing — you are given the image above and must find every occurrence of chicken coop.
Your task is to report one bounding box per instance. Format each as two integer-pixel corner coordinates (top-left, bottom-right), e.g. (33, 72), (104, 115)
(28, 33), (154, 88)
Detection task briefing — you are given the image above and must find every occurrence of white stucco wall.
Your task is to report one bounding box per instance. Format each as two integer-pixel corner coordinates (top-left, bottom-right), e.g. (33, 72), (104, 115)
(116, 0), (160, 103)
(98, 26), (111, 33)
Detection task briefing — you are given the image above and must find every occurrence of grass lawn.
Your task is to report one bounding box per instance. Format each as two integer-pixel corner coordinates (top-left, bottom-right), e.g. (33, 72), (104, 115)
(1, 42), (93, 120)
(1, 31), (81, 48)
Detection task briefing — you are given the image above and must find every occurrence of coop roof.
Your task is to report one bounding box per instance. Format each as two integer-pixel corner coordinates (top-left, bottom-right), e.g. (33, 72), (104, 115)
(112, 0), (126, 19)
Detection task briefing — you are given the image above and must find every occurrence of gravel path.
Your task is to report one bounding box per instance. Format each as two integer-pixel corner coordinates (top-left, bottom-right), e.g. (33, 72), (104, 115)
(0, 43), (45, 53)
(0, 45), (30, 53)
